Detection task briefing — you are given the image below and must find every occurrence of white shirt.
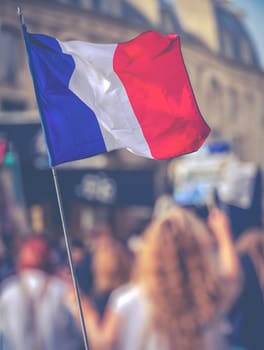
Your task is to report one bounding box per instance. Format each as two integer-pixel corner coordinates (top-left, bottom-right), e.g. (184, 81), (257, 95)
(108, 283), (231, 350)
(108, 284), (169, 350)
(0, 270), (83, 350)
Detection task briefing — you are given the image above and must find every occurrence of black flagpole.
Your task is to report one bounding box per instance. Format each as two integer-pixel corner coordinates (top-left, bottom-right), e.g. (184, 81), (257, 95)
(17, 6), (91, 350)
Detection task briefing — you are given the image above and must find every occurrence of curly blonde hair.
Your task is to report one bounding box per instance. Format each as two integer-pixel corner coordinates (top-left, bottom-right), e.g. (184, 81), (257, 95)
(236, 229), (264, 296)
(136, 207), (225, 350)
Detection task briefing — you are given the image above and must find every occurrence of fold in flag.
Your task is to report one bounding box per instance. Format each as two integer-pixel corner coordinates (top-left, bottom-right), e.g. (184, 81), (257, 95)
(23, 26), (210, 166)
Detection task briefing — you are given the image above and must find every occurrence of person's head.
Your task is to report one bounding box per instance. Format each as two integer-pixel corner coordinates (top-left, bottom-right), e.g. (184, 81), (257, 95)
(71, 239), (86, 265)
(92, 238), (132, 294)
(17, 235), (55, 274)
(136, 206), (223, 349)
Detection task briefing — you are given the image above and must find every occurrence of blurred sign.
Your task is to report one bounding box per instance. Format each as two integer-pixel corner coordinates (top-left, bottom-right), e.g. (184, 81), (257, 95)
(217, 161), (257, 209)
(75, 172), (117, 204)
(21, 167), (155, 207)
(170, 143), (231, 206)
(170, 141), (258, 209)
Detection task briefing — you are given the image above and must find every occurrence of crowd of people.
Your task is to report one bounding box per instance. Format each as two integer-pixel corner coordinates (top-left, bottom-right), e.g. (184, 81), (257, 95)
(0, 204), (264, 350)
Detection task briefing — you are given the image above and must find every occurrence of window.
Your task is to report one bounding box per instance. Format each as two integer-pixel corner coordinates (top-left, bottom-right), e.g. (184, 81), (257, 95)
(208, 78), (223, 111)
(57, 0), (92, 9)
(160, 1), (175, 34)
(80, 0), (92, 9)
(205, 78), (223, 131)
(222, 29), (234, 60)
(94, 0), (121, 16)
(161, 11), (175, 32)
(1, 99), (26, 111)
(100, 0), (112, 13)
(240, 38), (253, 65)
(0, 27), (21, 84)
(228, 88), (238, 121)
(245, 93), (255, 118)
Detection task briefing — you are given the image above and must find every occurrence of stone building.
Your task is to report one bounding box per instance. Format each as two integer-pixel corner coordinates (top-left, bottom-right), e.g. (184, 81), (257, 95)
(0, 0), (263, 237)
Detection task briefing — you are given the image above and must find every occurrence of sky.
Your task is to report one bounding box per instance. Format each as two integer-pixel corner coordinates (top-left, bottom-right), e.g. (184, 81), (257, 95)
(232, 0), (264, 68)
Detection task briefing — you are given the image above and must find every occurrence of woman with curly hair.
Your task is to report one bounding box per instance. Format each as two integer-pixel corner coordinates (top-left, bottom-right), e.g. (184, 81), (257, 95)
(98, 206), (239, 350)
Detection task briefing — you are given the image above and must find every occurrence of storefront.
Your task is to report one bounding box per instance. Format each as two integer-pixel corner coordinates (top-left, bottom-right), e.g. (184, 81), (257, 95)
(1, 121), (155, 240)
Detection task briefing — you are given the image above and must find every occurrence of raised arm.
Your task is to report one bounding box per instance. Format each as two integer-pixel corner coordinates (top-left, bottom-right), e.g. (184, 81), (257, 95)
(207, 207), (239, 281)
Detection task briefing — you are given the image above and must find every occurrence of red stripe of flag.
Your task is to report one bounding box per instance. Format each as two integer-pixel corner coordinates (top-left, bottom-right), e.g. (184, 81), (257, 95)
(114, 31), (210, 159)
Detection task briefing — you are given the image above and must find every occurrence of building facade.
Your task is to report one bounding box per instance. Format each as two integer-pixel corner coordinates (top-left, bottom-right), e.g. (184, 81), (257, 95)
(0, 0), (263, 237)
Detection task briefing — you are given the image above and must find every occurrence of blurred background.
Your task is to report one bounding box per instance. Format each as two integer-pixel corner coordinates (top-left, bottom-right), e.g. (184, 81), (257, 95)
(0, 1), (264, 350)
(0, 0), (263, 242)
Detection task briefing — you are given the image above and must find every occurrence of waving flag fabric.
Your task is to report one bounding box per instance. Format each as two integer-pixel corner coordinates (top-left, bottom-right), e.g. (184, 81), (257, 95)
(23, 26), (210, 166)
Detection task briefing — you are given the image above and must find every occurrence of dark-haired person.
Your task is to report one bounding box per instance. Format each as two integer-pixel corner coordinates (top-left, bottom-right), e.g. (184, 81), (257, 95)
(228, 229), (264, 350)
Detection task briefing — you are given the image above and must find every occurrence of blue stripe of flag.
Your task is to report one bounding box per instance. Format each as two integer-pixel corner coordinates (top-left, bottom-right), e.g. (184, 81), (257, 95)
(23, 27), (107, 166)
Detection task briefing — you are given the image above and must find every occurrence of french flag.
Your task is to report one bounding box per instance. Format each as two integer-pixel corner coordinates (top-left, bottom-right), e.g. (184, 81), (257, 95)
(23, 27), (210, 166)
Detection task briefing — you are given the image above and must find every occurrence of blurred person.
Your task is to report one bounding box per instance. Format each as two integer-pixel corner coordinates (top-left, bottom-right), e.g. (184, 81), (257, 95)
(0, 236), (15, 283)
(66, 237), (134, 350)
(236, 229), (264, 296)
(98, 207), (239, 350)
(88, 223), (114, 250)
(228, 229), (264, 350)
(0, 234), (84, 350)
(152, 194), (176, 219)
(71, 239), (93, 296)
(92, 238), (133, 319)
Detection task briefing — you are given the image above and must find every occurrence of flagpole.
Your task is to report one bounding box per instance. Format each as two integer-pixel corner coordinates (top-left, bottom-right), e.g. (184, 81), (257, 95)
(52, 167), (91, 350)
(17, 5), (25, 26)
(17, 6), (90, 350)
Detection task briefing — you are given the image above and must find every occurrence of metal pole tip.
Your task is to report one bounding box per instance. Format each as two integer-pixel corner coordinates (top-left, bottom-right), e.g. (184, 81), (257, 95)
(17, 6), (25, 26)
